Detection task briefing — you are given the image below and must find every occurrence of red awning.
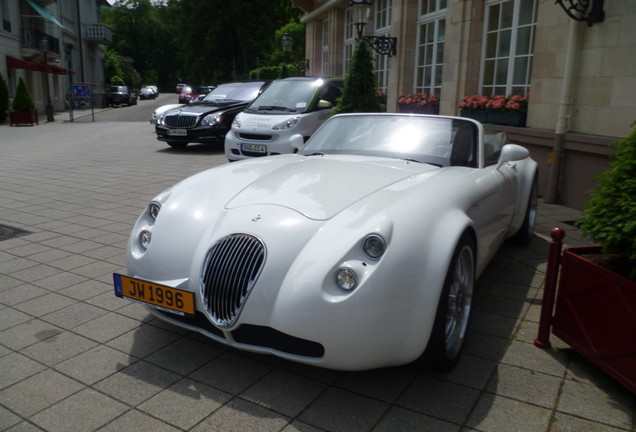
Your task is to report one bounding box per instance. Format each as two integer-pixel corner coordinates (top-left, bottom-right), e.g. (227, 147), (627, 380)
(6, 56), (43, 71)
(48, 64), (75, 75)
(6, 56), (74, 75)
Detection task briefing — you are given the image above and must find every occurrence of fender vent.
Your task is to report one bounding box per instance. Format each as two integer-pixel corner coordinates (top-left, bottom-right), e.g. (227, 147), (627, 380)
(201, 234), (265, 327)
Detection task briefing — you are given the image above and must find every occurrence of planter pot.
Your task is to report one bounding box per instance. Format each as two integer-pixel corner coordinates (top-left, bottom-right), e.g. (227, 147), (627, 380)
(398, 105), (439, 115)
(487, 111), (527, 127)
(10, 109), (38, 126)
(544, 242), (636, 394)
(460, 109), (488, 123)
(460, 109), (526, 127)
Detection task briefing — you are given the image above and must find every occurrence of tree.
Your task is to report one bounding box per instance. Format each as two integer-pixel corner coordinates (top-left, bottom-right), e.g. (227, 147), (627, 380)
(12, 77), (35, 112)
(103, 0), (304, 88)
(334, 41), (383, 114)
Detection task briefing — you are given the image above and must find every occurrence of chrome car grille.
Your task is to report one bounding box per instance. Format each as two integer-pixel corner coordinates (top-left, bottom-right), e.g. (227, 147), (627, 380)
(164, 113), (198, 128)
(201, 234), (266, 327)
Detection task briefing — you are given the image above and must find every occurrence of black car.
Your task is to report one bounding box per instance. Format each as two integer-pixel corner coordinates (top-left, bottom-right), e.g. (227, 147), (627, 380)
(139, 86), (157, 100)
(107, 85), (137, 107)
(155, 81), (269, 149)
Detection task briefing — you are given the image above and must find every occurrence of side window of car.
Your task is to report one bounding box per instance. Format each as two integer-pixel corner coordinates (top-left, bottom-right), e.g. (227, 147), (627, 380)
(319, 84), (342, 106)
(484, 131), (507, 166)
(450, 123), (478, 168)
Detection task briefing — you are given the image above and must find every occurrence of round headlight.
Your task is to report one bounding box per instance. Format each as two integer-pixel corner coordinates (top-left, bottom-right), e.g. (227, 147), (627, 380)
(272, 117), (300, 130)
(335, 267), (358, 291)
(363, 234), (386, 260)
(139, 230), (152, 249)
(148, 201), (161, 220)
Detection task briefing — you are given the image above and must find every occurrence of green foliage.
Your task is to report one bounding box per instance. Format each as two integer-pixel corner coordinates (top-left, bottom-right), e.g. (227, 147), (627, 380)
(110, 76), (125, 85)
(0, 73), (9, 123)
(578, 122), (636, 280)
(334, 41), (383, 114)
(11, 77), (35, 112)
(249, 66), (282, 80)
(103, 0), (303, 89)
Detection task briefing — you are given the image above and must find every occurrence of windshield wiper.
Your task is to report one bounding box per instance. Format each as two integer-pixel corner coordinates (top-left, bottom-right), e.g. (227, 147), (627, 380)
(402, 157), (441, 167)
(256, 105), (297, 112)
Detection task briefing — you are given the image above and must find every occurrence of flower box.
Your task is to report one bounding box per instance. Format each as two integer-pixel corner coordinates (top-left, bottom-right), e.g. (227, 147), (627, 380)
(459, 94), (528, 127)
(398, 105), (439, 115)
(10, 109), (38, 126)
(397, 93), (439, 116)
(460, 109), (526, 127)
(459, 109), (488, 123)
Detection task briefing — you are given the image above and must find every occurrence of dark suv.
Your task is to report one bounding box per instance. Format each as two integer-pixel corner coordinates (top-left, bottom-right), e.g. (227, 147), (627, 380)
(155, 81), (269, 149)
(107, 86), (137, 107)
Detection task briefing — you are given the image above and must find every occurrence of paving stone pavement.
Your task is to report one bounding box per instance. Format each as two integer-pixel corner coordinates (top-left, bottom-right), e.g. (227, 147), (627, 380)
(1, 116), (634, 432)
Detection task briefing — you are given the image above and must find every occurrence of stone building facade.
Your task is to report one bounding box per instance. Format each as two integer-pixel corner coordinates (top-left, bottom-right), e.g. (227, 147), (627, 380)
(291, 0), (636, 209)
(1, 0), (112, 116)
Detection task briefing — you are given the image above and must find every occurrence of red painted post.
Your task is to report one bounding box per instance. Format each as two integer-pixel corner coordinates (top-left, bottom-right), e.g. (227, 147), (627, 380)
(534, 227), (566, 349)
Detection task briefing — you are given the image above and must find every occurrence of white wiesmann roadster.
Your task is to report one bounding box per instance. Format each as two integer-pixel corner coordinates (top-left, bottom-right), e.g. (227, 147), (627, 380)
(114, 113), (538, 371)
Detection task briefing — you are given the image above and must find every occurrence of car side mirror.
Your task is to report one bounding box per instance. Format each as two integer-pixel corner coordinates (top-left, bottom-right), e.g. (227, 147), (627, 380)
(289, 134), (305, 153)
(497, 144), (529, 169)
(317, 100), (333, 109)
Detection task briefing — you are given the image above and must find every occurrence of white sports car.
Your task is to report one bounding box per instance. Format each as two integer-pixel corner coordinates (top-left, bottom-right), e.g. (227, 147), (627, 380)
(114, 113), (538, 371)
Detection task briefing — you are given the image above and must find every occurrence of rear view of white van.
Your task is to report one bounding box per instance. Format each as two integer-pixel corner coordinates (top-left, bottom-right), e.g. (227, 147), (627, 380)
(224, 77), (343, 161)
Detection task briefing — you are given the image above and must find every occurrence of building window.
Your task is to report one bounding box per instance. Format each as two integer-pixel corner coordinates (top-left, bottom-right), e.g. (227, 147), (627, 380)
(415, 0), (447, 96)
(415, 0), (446, 96)
(321, 18), (330, 77)
(1, 0), (11, 33)
(373, 0), (392, 93)
(481, 0), (537, 96)
(420, 0), (447, 15)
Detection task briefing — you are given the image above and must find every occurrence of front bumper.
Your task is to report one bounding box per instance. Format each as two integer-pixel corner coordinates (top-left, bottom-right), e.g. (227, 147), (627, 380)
(224, 129), (294, 160)
(156, 125), (228, 144)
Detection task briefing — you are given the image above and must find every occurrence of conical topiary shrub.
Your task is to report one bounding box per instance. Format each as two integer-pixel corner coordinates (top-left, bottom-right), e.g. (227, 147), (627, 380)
(0, 73), (9, 123)
(12, 77), (35, 112)
(333, 40), (383, 114)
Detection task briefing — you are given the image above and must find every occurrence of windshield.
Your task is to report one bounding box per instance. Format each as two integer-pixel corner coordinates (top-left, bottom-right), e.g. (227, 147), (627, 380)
(300, 114), (479, 168)
(201, 82), (265, 104)
(182, 86), (208, 94)
(246, 79), (336, 113)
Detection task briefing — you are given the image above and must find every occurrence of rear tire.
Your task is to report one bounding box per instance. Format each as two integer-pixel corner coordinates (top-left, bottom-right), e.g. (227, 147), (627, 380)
(419, 233), (475, 371)
(509, 173), (538, 245)
(167, 141), (188, 149)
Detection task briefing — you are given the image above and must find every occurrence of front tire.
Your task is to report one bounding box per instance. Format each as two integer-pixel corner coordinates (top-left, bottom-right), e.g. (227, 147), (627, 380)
(420, 233), (475, 370)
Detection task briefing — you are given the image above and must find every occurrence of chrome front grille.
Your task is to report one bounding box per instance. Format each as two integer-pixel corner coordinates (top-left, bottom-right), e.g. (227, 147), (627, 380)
(164, 113), (198, 128)
(201, 234), (266, 327)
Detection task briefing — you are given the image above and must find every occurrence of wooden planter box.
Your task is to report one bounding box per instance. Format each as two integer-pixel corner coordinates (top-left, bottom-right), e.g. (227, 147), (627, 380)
(538, 237), (636, 394)
(10, 109), (38, 126)
(460, 109), (526, 127)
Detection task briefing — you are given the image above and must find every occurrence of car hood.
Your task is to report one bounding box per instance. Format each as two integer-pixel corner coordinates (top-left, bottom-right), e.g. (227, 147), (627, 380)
(169, 101), (249, 115)
(225, 155), (439, 220)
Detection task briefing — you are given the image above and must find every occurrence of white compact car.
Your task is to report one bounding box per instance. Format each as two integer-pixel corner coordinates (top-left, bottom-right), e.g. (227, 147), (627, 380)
(224, 77), (343, 161)
(114, 113), (538, 371)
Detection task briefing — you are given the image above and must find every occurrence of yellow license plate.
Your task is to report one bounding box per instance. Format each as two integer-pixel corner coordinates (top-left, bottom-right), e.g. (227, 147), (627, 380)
(113, 273), (195, 316)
